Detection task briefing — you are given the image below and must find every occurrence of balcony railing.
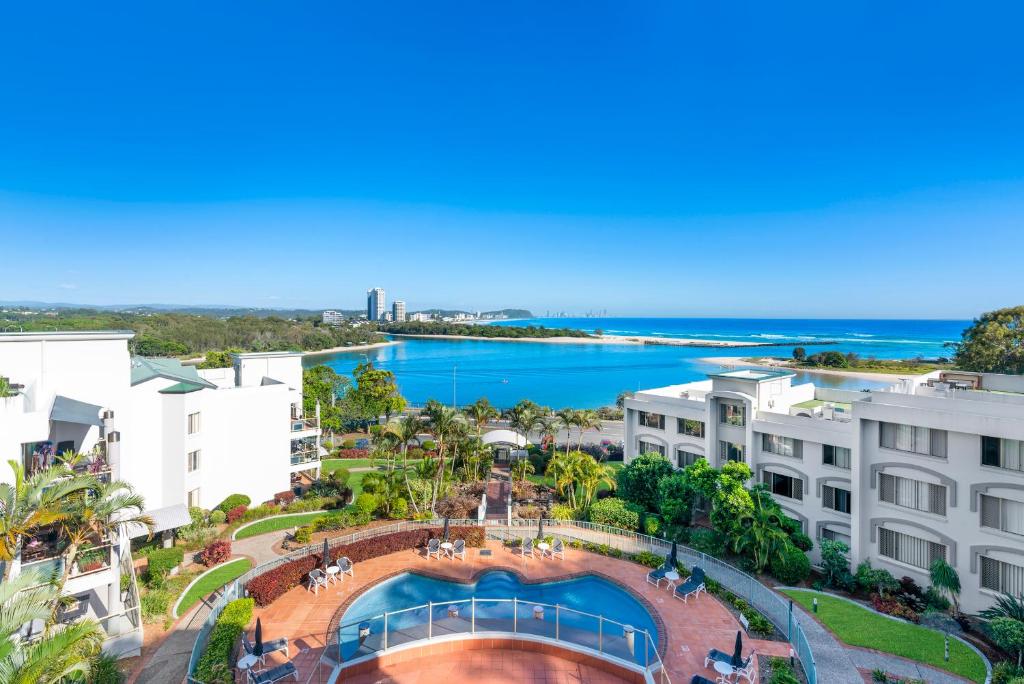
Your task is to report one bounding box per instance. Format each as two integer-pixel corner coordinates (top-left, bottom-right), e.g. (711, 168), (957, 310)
(20, 541), (113, 578)
(290, 444), (320, 466)
(290, 416), (319, 432)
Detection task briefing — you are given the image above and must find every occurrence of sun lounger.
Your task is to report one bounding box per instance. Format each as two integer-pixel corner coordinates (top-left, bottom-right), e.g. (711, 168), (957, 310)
(647, 564), (668, 588)
(242, 634), (289, 663)
(674, 566), (706, 603)
(703, 648), (752, 670)
(247, 661), (298, 684)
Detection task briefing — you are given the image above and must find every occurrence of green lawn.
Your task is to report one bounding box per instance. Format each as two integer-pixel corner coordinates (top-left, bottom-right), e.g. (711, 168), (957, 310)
(175, 558), (252, 617)
(321, 458), (423, 473)
(234, 512), (326, 539)
(783, 590), (987, 683)
(527, 461), (624, 492)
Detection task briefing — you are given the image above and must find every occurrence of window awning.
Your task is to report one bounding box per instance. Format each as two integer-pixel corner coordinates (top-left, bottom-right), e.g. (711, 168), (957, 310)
(124, 504), (192, 538)
(50, 395), (104, 427)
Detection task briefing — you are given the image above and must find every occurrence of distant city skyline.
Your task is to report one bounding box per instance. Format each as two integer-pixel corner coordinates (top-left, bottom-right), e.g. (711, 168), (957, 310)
(3, 3), (1023, 318)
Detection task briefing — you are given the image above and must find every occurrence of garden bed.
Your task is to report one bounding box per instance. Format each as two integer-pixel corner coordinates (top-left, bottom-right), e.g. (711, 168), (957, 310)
(174, 557), (252, 617)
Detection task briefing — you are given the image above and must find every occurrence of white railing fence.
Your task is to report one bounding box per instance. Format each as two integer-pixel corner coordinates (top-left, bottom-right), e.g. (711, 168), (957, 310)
(187, 519), (816, 684)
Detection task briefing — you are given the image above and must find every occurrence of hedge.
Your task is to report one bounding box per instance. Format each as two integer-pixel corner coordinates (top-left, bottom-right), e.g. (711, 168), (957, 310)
(194, 598), (254, 684)
(216, 494), (251, 513)
(146, 547), (184, 581)
(245, 526), (484, 606)
(226, 505), (248, 524)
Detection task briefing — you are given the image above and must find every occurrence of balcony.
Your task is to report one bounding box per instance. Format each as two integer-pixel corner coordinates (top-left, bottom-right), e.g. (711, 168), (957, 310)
(290, 440), (320, 466)
(20, 534), (114, 585)
(290, 416), (319, 432)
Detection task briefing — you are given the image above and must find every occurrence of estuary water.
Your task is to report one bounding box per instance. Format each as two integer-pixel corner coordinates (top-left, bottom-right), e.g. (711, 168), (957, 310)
(303, 318), (967, 409)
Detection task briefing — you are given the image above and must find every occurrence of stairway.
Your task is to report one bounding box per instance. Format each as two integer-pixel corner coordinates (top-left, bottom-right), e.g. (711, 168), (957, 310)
(485, 478), (509, 521)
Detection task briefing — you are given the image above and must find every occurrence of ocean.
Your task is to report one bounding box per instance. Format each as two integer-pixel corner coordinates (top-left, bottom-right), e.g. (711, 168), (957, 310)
(303, 318), (968, 409)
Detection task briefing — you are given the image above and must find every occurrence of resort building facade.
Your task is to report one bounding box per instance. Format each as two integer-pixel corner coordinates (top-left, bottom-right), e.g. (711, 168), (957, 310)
(624, 367), (1024, 613)
(0, 331), (321, 656)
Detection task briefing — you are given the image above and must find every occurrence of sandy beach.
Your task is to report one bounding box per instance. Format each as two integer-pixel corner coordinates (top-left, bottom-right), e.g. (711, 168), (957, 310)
(301, 340), (399, 357)
(699, 355), (919, 382)
(387, 332), (789, 348)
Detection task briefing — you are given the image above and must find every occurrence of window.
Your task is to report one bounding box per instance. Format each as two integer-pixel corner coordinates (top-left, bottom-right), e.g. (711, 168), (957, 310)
(981, 555), (1024, 596)
(823, 444), (851, 470)
(878, 473), (946, 515)
(719, 403), (746, 427)
(877, 527), (946, 569)
(719, 440), (745, 463)
(879, 422), (946, 457)
(763, 470), (803, 501)
(187, 488), (201, 508)
(187, 412), (201, 435)
(762, 434), (802, 459)
(187, 450), (200, 473)
(638, 411), (665, 430)
(982, 437), (1024, 472)
(981, 494), (1024, 536)
(677, 418), (705, 438)
(676, 449), (703, 468)
(638, 440), (666, 457)
(821, 527), (852, 547)
(822, 485), (852, 514)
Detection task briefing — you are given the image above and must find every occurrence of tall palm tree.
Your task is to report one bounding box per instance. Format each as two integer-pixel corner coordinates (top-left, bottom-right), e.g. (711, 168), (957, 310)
(0, 567), (105, 684)
(506, 404), (538, 451)
(55, 479), (153, 602)
(575, 410), (602, 452)
(732, 489), (789, 571)
(510, 458), (535, 483)
(464, 398), (499, 442)
(385, 414), (424, 513)
(576, 456), (616, 510)
(555, 408), (579, 456)
(423, 403), (465, 511)
(533, 413), (559, 453)
(0, 460), (91, 581)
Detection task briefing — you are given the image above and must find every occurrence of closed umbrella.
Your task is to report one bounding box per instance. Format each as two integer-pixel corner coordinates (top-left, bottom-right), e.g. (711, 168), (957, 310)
(322, 539), (330, 571)
(442, 516), (450, 542)
(731, 630), (743, 668)
(669, 540), (678, 568)
(536, 516), (544, 541)
(253, 617), (265, 658)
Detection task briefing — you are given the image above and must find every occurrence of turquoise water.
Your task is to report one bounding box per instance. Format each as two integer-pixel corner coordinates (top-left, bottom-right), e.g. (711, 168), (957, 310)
(305, 318), (968, 408)
(338, 570), (658, 663)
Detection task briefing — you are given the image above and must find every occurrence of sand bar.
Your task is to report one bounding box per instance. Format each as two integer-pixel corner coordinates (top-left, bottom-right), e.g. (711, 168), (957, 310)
(699, 355), (918, 382)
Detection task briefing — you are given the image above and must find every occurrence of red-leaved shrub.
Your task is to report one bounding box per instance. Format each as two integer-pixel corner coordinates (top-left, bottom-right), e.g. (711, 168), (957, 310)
(226, 505), (248, 523)
(200, 540), (232, 567)
(244, 526), (485, 606)
(335, 448), (370, 459)
(274, 491), (296, 505)
(870, 593), (920, 623)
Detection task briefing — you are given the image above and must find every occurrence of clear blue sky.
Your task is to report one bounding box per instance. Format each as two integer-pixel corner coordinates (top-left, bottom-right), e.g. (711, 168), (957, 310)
(2, 2), (1023, 318)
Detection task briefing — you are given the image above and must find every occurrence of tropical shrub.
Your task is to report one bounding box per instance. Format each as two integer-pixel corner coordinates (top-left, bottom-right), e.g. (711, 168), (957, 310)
(769, 543), (811, 585)
(194, 598), (254, 684)
(388, 497), (409, 519)
(768, 657), (800, 684)
(293, 526), (312, 544)
(88, 651), (125, 684)
(354, 493), (379, 516)
(688, 528), (728, 556)
(421, 440), (437, 451)
(870, 593), (920, 622)
(208, 509), (226, 524)
(789, 531), (813, 552)
(199, 540), (232, 567)
(335, 448), (369, 459)
(226, 505), (248, 524)
(588, 497), (641, 530)
(274, 491), (296, 505)
(549, 504), (579, 521)
(145, 547), (184, 584)
(140, 589), (172, 621)
(991, 617), (1024, 668)
(633, 551), (665, 569)
(819, 539), (854, 590)
(616, 453), (674, 512)
(215, 494), (251, 513)
(856, 560), (899, 596)
(341, 439), (356, 449)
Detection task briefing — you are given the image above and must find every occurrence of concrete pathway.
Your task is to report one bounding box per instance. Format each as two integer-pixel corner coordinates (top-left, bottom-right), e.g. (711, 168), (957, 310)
(848, 648), (972, 684)
(133, 592), (216, 684)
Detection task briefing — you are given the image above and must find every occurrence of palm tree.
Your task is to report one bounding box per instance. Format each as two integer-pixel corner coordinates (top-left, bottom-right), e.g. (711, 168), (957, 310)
(555, 408), (579, 456)
(423, 403), (465, 511)
(732, 489), (789, 571)
(0, 460), (92, 581)
(576, 456), (616, 510)
(929, 558), (961, 616)
(505, 403), (538, 450)
(55, 478), (153, 602)
(575, 410), (602, 452)
(0, 567), (105, 683)
(385, 414), (424, 513)
(546, 451), (585, 509)
(533, 413), (559, 453)
(464, 398), (499, 442)
(510, 458), (535, 483)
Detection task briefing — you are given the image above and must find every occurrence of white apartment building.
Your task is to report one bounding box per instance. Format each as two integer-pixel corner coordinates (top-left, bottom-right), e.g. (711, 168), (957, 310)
(0, 332), (322, 657)
(367, 287), (386, 321)
(410, 312), (433, 322)
(322, 310), (345, 326)
(393, 300), (407, 323)
(624, 367), (1024, 613)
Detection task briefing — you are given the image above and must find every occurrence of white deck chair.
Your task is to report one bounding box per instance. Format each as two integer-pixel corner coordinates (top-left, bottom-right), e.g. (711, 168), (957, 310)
(452, 539), (466, 560)
(307, 569), (328, 596)
(521, 537), (534, 558)
(427, 538), (441, 559)
(337, 556), (354, 577)
(550, 538), (565, 560)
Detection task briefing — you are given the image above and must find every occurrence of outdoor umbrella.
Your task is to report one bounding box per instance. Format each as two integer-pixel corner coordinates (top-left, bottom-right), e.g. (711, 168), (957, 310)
(253, 618), (265, 658)
(442, 516), (450, 542)
(322, 539), (330, 571)
(536, 516), (545, 540)
(731, 630), (743, 667)
(669, 540), (678, 568)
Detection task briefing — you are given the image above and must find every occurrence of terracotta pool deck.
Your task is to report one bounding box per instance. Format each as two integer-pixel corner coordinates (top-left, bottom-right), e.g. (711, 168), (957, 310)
(249, 541), (791, 682)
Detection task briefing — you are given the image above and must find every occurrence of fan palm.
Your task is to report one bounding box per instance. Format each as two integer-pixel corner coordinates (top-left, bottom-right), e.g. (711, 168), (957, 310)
(574, 410), (602, 452)
(0, 567), (105, 683)
(929, 558), (961, 616)
(0, 460), (92, 581)
(464, 398), (499, 442)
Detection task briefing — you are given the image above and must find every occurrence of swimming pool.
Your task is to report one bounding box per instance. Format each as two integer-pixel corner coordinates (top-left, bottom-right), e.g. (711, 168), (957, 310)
(338, 570), (659, 664)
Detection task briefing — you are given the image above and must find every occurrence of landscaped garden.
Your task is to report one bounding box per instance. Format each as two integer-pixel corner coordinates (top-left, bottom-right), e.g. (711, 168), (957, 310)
(176, 557), (252, 616)
(784, 589), (986, 683)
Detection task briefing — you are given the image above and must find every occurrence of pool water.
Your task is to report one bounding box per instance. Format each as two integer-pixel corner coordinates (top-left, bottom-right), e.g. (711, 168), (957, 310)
(338, 570), (659, 663)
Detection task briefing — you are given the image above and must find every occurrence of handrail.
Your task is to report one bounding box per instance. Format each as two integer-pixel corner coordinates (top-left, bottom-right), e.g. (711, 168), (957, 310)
(187, 518), (816, 684)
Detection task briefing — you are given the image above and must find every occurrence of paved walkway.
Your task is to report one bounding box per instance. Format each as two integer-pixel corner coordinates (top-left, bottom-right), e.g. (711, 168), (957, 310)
(848, 648), (971, 684)
(132, 591), (217, 684)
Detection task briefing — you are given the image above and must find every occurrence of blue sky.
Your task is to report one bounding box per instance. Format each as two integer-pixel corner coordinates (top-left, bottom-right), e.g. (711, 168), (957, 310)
(2, 2), (1023, 317)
